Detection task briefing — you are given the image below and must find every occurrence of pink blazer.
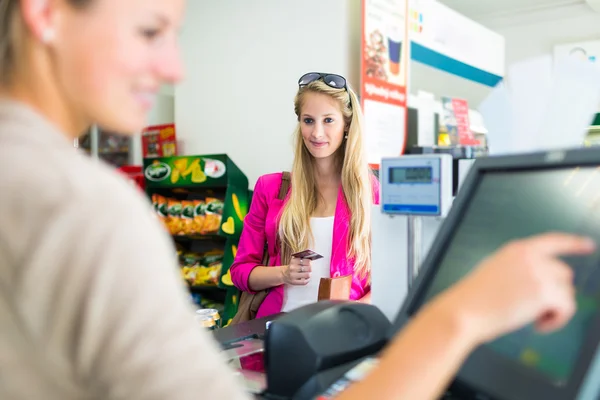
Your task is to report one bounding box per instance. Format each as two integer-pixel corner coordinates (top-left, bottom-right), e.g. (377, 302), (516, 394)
(230, 172), (380, 319)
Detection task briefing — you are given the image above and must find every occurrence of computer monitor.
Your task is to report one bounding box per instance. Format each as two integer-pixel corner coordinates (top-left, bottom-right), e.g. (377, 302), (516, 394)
(392, 148), (600, 400)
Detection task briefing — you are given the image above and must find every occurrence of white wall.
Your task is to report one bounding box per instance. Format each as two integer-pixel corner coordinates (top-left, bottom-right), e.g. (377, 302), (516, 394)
(496, 11), (600, 69)
(176, 1), (361, 188)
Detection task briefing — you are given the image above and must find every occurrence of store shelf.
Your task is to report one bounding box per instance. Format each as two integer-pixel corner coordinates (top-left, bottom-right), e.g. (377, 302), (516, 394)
(189, 284), (223, 292)
(172, 234), (226, 242)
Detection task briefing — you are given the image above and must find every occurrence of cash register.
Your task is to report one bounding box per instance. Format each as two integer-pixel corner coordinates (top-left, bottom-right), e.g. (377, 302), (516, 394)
(220, 148), (600, 400)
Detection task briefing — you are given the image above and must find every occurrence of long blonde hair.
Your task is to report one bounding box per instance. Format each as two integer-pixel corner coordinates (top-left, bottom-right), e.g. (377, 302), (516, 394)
(278, 80), (373, 280)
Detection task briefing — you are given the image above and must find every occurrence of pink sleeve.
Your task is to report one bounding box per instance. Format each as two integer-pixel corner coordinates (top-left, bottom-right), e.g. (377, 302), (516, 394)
(363, 172), (380, 296)
(370, 173), (380, 205)
(230, 176), (269, 293)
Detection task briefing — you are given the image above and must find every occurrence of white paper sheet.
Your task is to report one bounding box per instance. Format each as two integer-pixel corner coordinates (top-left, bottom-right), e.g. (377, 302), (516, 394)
(478, 82), (515, 156)
(508, 55), (553, 153)
(417, 90), (436, 146)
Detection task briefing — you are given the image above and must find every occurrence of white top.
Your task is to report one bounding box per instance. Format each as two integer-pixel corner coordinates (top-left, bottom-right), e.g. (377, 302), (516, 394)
(0, 100), (250, 400)
(281, 217), (334, 312)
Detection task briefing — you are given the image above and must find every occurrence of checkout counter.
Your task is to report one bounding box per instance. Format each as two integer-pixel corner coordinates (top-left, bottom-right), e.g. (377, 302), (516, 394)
(213, 148), (600, 400)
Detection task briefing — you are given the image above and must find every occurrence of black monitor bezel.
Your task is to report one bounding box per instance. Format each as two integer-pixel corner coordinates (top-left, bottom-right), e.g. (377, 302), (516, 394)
(390, 148), (600, 400)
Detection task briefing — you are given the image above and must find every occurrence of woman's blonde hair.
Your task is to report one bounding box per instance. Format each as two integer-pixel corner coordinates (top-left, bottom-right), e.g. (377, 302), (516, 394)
(278, 80), (373, 280)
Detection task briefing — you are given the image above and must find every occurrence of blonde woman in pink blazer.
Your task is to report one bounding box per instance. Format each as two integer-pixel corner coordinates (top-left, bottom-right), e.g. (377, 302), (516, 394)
(231, 73), (378, 318)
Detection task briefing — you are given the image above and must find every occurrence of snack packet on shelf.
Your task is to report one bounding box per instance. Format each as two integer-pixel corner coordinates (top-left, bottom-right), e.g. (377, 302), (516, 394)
(151, 194), (158, 212)
(181, 252), (202, 285)
(193, 199), (206, 234)
(199, 250), (224, 285)
(181, 200), (196, 235)
(167, 198), (184, 235)
(203, 197), (224, 234)
(151, 194), (169, 232)
(156, 195), (168, 219)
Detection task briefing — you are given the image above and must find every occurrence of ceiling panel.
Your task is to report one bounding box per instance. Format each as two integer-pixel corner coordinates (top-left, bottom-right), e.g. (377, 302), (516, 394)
(439, 0), (587, 19)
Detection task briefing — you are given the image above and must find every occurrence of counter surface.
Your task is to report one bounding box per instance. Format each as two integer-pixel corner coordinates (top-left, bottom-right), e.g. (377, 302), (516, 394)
(212, 314), (281, 347)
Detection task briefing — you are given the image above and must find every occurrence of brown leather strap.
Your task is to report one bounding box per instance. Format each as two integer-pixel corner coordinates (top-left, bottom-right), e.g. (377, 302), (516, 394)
(278, 171), (291, 200)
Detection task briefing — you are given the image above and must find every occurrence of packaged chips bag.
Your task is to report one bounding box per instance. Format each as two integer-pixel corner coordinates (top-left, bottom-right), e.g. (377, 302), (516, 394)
(151, 194), (159, 212)
(199, 250), (224, 285)
(181, 252), (202, 285)
(203, 197), (224, 234)
(193, 199), (206, 234)
(156, 195), (168, 220)
(150, 194), (169, 232)
(167, 198), (184, 235)
(181, 200), (196, 235)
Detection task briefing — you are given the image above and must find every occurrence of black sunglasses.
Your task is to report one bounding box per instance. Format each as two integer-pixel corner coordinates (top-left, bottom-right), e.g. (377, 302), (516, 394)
(298, 72), (347, 90)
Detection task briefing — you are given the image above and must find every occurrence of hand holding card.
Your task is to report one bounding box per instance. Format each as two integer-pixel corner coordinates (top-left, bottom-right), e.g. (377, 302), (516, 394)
(282, 250), (322, 286)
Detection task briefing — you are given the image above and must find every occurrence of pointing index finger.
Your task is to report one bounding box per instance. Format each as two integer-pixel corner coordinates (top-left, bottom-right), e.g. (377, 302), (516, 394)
(524, 232), (596, 256)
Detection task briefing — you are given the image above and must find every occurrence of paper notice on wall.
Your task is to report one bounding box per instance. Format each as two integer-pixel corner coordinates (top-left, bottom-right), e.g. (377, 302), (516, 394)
(508, 55), (552, 153)
(479, 55), (600, 155)
(364, 99), (406, 165)
(479, 82), (515, 156)
(417, 90), (436, 146)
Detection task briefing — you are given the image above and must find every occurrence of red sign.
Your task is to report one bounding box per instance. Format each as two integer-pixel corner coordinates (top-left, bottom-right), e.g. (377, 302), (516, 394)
(451, 98), (478, 145)
(361, 77), (407, 107)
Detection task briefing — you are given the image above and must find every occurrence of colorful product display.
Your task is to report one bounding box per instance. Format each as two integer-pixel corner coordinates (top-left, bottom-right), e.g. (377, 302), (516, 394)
(151, 194), (224, 236)
(144, 154), (250, 324)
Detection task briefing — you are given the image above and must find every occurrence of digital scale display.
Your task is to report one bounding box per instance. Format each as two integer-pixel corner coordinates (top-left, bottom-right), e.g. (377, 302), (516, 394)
(389, 167), (432, 184)
(380, 155), (452, 217)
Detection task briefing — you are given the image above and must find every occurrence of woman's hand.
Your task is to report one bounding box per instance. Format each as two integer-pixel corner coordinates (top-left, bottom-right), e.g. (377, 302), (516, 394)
(437, 232), (596, 345)
(282, 257), (312, 286)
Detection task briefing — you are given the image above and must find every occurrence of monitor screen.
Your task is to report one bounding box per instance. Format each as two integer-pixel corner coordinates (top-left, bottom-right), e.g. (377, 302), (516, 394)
(417, 166), (600, 386)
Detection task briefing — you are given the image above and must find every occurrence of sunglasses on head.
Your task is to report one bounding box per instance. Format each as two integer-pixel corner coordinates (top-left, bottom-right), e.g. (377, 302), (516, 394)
(298, 72), (347, 90)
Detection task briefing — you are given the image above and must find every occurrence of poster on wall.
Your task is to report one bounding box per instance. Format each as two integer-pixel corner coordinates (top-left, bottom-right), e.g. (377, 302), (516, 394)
(361, 0), (409, 168)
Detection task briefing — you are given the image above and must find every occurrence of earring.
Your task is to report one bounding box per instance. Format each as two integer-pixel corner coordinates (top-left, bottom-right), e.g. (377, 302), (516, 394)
(41, 28), (55, 43)
(344, 133), (348, 139)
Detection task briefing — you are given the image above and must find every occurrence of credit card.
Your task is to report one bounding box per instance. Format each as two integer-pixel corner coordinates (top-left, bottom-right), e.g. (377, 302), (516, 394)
(292, 249), (323, 261)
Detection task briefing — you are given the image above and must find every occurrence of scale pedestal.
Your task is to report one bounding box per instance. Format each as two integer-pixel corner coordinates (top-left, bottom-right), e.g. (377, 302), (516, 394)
(372, 154), (453, 321)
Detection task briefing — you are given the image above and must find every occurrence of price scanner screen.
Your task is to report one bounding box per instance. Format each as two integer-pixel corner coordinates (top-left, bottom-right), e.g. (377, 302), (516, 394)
(389, 166), (432, 184)
(419, 166), (600, 385)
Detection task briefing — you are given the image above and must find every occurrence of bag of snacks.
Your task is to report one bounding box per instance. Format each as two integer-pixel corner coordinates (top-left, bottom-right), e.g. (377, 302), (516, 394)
(181, 252), (202, 285)
(167, 198), (184, 235)
(199, 250), (224, 285)
(181, 200), (196, 235)
(193, 199), (206, 234)
(203, 197), (224, 234)
(156, 195), (168, 219)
